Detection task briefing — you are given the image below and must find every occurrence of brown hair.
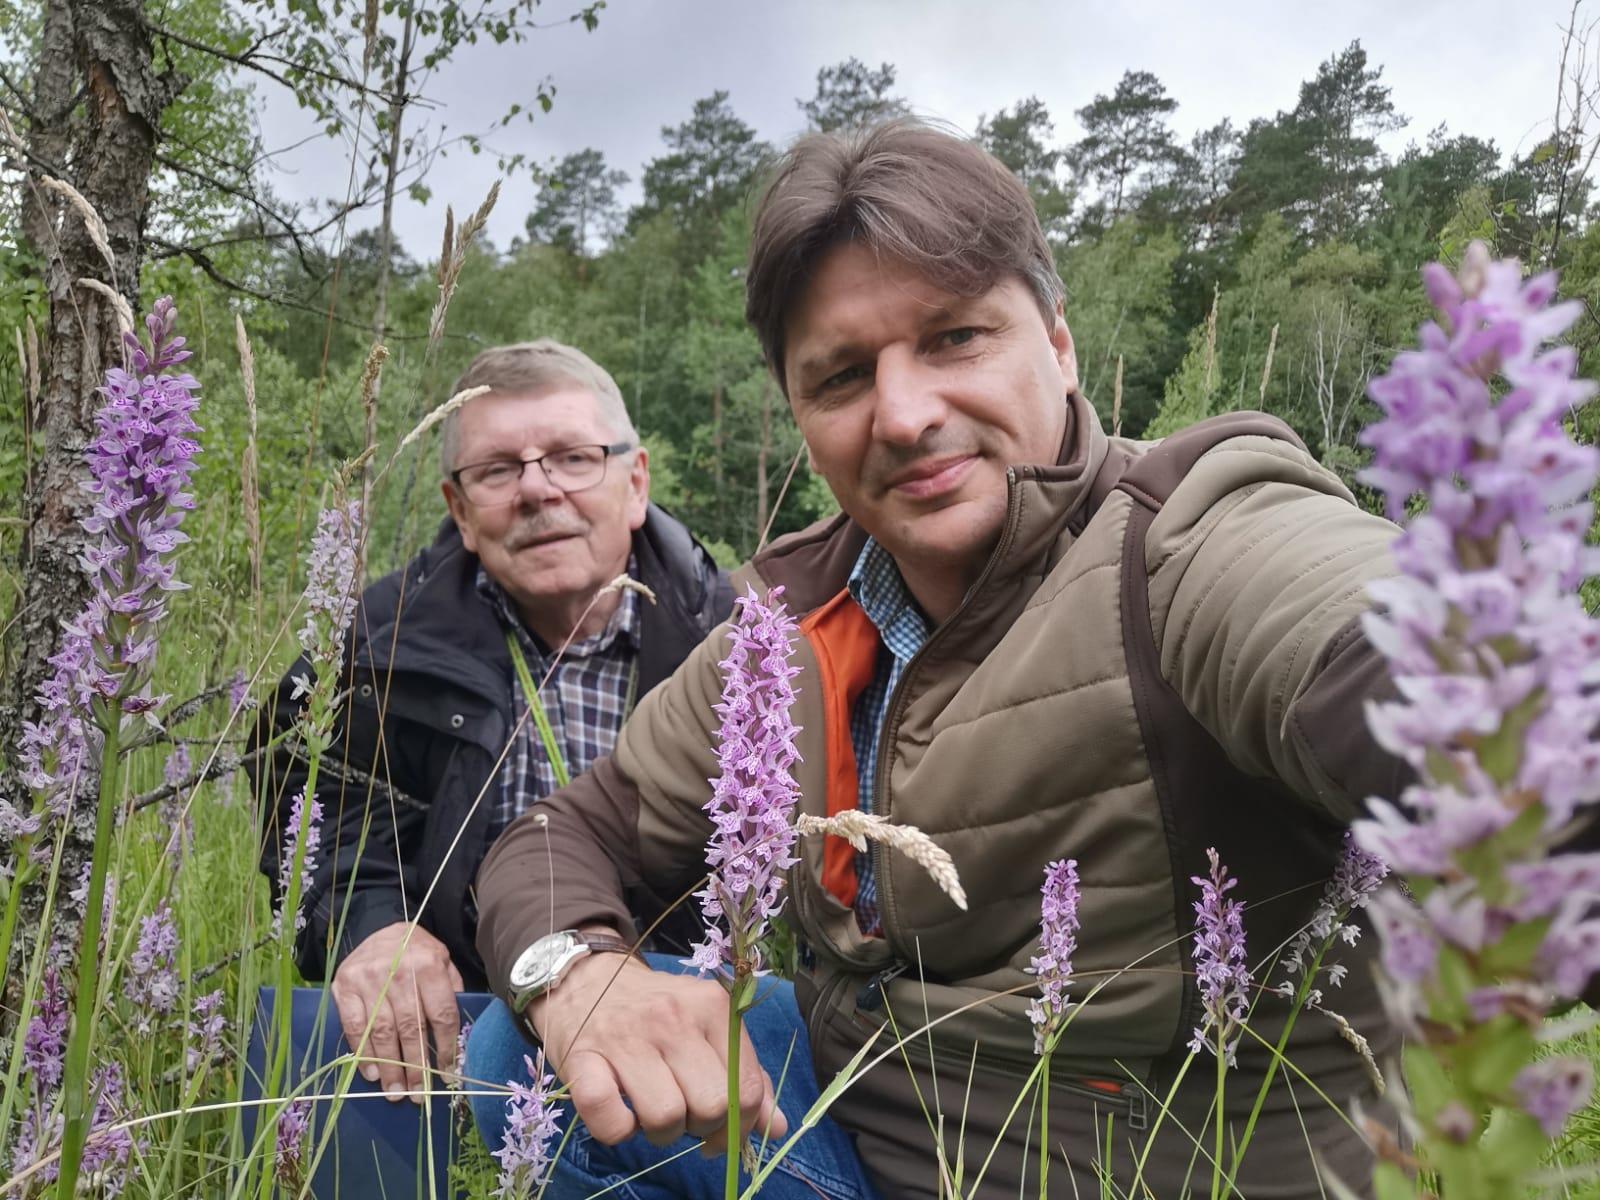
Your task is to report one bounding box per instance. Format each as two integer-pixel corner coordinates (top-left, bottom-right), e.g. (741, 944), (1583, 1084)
(439, 338), (636, 476)
(745, 118), (1064, 390)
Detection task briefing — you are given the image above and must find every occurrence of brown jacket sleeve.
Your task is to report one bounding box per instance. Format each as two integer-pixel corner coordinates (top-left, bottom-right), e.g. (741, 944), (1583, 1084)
(475, 754), (648, 997)
(475, 618), (736, 999)
(1143, 434), (1404, 821)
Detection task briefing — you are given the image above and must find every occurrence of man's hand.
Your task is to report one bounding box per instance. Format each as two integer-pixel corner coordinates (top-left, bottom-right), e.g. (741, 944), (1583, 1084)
(331, 922), (465, 1102)
(530, 948), (788, 1154)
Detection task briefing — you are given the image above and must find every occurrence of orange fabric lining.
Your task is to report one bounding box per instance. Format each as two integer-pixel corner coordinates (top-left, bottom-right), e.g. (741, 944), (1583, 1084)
(1078, 1079), (1125, 1095)
(798, 588), (882, 912)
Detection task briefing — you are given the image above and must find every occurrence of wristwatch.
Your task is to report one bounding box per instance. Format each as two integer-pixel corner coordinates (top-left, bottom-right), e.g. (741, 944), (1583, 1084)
(508, 929), (635, 1015)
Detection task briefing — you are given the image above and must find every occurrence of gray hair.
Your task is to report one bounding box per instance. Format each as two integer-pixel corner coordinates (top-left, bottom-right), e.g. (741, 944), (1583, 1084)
(439, 339), (638, 477)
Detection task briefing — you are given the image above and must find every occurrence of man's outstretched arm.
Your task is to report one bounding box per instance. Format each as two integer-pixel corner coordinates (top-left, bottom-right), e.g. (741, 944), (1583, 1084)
(475, 618), (785, 1148)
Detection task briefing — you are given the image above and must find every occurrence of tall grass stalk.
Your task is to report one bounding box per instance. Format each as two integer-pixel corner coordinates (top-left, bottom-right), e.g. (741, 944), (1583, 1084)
(54, 719), (124, 1196)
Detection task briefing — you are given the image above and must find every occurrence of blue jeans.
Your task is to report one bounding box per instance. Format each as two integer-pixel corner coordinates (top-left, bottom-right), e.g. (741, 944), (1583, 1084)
(465, 955), (881, 1200)
(246, 987), (498, 1198)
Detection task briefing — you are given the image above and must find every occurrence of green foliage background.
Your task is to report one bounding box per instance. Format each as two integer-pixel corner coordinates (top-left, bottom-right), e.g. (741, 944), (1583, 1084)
(4, 14), (1600, 1194)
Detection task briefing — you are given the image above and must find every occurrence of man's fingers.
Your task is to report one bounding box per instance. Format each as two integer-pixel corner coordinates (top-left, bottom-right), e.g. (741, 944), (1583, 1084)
(448, 961), (466, 993)
(565, 1050), (638, 1145)
(418, 965), (462, 1076)
(330, 981), (380, 1085)
(661, 1035), (733, 1143)
(364, 998), (410, 1099)
(610, 1042), (693, 1146)
(392, 991), (429, 1101)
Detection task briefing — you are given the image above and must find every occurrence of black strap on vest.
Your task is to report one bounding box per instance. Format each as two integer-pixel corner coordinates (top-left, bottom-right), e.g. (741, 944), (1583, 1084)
(1106, 415), (1350, 1071)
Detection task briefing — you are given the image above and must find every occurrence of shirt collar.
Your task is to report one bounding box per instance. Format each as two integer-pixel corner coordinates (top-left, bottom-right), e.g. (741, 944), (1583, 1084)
(476, 555), (642, 660)
(847, 537), (927, 645)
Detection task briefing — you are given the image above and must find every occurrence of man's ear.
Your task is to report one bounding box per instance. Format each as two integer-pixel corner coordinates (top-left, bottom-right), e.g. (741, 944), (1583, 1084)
(442, 481), (478, 553)
(625, 446), (650, 531)
(1052, 305), (1080, 396)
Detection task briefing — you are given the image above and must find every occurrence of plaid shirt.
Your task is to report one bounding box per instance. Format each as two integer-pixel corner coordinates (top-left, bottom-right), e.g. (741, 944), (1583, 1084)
(846, 538), (931, 936)
(477, 562), (641, 843)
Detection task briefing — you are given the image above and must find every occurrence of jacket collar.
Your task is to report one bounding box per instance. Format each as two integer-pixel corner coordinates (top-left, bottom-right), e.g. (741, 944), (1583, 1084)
(363, 503), (722, 701)
(753, 392), (1110, 639)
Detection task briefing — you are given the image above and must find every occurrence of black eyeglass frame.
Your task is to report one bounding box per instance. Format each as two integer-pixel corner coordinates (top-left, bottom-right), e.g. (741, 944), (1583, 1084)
(449, 440), (636, 502)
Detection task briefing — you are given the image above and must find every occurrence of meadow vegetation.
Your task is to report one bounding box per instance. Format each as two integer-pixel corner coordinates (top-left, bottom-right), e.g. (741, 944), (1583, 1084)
(4, 3), (1600, 1195)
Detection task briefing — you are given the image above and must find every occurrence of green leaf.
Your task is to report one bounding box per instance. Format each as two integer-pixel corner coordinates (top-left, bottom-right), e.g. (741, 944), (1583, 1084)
(1465, 1021), (1537, 1096)
(738, 1026), (884, 1199)
(1480, 916), (1548, 973)
(1401, 1043), (1455, 1118)
(1432, 945), (1476, 1023)
(1479, 1104), (1549, 1182)
(1373, 1162), (1418, 1200)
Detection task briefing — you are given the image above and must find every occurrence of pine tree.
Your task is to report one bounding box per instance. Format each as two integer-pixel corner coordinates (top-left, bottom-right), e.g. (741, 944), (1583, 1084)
(1074, 70), (1183, 226)
(799, 59), (909, 132)
(526, 149), (629, 254)
(976, 97), (1074, 239)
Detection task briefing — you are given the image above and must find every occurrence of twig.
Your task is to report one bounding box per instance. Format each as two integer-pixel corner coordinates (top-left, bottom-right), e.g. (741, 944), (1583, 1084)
(270, 739), (428, 814)
(147, 23), (402, 107)
(147, 237), (478, 343)
(128, 748), (255, 814)
(194, 933), (276, 985)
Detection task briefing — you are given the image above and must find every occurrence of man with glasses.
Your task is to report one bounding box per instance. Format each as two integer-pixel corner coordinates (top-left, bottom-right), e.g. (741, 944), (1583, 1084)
(255, 340), (733, 1130)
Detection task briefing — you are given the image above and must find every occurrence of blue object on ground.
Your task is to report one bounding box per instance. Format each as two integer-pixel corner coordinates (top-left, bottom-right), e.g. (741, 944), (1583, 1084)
(465, 953), (882, 1200)
(245, 986), (495, 1199)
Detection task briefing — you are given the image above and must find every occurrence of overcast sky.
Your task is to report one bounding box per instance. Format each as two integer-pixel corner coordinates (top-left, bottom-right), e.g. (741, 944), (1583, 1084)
(254, 0), (1591, 256)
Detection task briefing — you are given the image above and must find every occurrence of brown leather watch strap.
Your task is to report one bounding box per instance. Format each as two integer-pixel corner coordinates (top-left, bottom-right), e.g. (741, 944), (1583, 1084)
(575, 932), (637, 958)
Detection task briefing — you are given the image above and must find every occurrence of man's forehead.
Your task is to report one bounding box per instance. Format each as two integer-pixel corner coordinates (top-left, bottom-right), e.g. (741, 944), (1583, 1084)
(457, 386), (605, 444)
(787, 267), (1003, 385)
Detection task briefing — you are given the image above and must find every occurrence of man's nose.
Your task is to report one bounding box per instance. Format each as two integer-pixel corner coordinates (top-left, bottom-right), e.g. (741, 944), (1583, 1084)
(871, 349), (947, 446)
(516, 458), (566, 505)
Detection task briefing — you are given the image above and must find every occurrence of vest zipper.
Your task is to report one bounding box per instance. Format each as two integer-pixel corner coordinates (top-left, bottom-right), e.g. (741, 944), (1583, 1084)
(868, 466), (1032, 936)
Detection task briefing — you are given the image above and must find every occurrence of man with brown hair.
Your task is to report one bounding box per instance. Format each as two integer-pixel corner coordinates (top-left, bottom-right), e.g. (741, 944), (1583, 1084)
(256, 339), (733, 1106)
(470, 121), (1403, 1198)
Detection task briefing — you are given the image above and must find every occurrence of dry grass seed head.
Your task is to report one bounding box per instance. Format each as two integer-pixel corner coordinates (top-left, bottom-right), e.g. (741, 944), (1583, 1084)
(14, 327), (27, 408)
(362, 0), (380, 72)
(794, 811), (968, 910)
(236, 314), (261, 582)
(43, 176), (115, 275)
(437, 207), (455, 287)
(600, 575), (657, 604)
(428, 182), (501, 347)
(74, 278), (134, 340)
(24, 315), (39, 409)
(400, 384), (491, 453)
(235, 315), (257, 423)
(358, 342), (389, 421)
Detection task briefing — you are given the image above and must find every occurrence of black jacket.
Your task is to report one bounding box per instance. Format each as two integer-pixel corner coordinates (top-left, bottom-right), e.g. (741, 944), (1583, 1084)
(254, 505), (733, 988)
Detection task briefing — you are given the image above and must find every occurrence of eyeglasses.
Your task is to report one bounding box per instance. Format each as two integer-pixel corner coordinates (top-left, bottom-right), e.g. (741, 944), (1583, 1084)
(450, 441), (634, 505)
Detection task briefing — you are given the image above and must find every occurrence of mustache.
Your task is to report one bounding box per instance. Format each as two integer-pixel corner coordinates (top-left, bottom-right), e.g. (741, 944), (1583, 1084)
(505, 516), (588, 549)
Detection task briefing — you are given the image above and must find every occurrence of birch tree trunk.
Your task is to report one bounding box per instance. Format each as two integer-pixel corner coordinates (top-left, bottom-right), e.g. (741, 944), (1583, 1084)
(2, 0), (182, 976)
(370, 8), (416, 347)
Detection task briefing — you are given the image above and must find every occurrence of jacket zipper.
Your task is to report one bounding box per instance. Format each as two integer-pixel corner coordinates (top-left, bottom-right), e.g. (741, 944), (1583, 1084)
(868, 466), (1032, 935)
(833, 468), (1153, 1131)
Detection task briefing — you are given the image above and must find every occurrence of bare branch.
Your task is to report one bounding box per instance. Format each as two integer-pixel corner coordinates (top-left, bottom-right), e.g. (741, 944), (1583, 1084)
(145, 235), (479, 344)
(147, 22), (402, 107)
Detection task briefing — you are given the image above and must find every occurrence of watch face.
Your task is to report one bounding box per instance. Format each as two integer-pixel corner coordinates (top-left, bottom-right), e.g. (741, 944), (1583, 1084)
(511, 933), (576, 989)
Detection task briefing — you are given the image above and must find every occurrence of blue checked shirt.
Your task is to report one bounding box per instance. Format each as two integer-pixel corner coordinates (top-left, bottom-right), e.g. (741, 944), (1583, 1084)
(477, 561), (641, 843)
(846, 538), (931, 936)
